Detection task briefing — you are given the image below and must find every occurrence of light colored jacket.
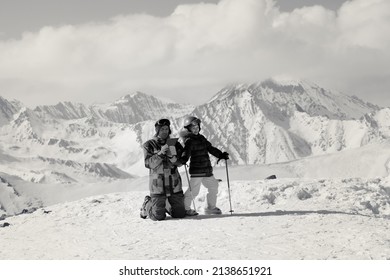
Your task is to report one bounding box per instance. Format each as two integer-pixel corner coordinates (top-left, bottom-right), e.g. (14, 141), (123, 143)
(143, 137), (183, 196)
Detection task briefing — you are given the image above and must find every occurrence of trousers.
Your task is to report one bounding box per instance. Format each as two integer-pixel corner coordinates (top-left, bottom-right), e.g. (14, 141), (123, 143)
(183, 176), (219, 210)
(146, 191), (185, 221)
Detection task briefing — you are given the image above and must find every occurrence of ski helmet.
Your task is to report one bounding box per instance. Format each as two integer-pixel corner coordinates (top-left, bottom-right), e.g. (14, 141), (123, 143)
(183, 116), (201, 131)
(155, 118), (172, 136)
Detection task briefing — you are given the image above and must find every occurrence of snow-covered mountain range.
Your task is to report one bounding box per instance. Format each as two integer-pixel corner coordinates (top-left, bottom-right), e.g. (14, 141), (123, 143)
(1, 79), (389, 187)
(1, 80), (390, 260)
(35, 92), (194, 123)
(0, 92), (194, 184)
(194, 79), (388, 164)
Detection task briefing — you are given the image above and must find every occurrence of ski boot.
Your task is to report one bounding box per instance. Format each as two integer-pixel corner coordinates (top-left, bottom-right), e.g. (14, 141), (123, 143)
(140, 195), (151, 219)
(185, 209), (199, 216)
(204, 207), (222, 215)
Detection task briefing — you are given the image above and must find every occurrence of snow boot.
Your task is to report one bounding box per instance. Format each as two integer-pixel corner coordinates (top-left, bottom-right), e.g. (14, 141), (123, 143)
(140, 195), (151, 219)
(204, 207), (222, 215)
(185, 209), (199, 216)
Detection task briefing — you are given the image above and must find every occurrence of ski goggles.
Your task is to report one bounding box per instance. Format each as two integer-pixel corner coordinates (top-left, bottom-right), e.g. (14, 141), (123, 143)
(155, 118), (171, 126)
(190, 118), (201, 126)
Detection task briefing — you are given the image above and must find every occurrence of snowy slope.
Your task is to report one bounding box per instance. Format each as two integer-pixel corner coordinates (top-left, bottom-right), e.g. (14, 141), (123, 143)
(0, 176), (389, 259)
(212, 142), (390, 181)
(0, 96), (23, 127)
(373, 107), (390, 137)
(288, 110), (386, 155)
(0, 112), (147, 182)
(0, 173), (43, 219)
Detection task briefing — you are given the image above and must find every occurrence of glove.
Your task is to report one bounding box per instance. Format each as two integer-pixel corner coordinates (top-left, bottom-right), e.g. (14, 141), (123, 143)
(217, 152), (229, 164)
(220, 152), (229, 160)
(169, 156), (177, 163)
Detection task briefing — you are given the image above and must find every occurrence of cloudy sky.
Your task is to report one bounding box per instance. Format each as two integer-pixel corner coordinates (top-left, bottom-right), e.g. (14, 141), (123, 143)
(0, 0), (389, 107)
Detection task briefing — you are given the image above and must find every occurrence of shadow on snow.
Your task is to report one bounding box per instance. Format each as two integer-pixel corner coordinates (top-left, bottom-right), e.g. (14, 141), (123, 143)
(180, 210), (373, 220)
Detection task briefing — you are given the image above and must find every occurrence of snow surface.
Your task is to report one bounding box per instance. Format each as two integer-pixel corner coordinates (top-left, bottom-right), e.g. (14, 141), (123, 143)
(1, 177), (389, 260)
(1, 143), (390, 260)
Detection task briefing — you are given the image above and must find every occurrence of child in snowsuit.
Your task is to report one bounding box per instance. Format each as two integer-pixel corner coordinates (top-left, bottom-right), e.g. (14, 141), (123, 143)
(140, 118), (186, 221)
(180, 116), (229, 215)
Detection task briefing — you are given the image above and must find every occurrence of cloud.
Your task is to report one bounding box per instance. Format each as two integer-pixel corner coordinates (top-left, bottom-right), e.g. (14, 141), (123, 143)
(337, 0), (390, 49)
(0, 0), (389, 107)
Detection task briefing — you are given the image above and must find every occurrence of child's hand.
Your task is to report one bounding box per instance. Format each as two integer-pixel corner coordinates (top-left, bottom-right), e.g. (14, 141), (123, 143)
(221, 152), (229, 160)
(169, 156), (177, 163)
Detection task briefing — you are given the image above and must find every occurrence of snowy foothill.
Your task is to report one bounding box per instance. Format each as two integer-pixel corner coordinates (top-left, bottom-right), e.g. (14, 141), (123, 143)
(1, 142), (390, 260)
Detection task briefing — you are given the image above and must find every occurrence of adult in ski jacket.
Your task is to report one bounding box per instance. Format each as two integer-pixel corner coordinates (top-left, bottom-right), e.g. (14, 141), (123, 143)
(179, 116), (229, 216)
(140, 118), (186, 221)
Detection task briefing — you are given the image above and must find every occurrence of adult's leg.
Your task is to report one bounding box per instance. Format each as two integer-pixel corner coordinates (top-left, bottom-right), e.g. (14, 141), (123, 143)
(148, 195), (167, 221)
(183, 177), (202, 210)
(167, 192), (186, 218)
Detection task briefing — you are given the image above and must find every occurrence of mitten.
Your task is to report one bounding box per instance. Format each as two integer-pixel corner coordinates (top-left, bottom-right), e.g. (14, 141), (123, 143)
(220, 152), (229, 160)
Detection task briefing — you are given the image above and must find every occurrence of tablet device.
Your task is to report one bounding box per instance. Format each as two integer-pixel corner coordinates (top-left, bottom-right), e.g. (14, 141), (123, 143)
(166, 138), (178, 146)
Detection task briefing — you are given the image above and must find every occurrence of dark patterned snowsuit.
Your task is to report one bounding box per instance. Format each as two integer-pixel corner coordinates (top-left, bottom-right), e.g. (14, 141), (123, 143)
(143, 137), (186, 221)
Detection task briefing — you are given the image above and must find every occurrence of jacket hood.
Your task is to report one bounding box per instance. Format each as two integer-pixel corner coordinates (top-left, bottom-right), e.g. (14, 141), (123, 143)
(179, 128), (201, 138)
(179, 128), (191, 138)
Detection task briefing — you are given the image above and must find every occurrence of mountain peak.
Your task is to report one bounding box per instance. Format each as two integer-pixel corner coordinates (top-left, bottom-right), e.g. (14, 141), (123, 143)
(0, 96), (23, 107)
(34, 101), (89, 120)
(119, 91), (148, 101)
(117, 92), (178, 105)
(207, 79), (378, 120)
(268, 76), (303, 86)
(93, 91), (194, 124)
(259, 78), (306, 94)
(207, 79), (307, 103)
(0, 96), (23, 126)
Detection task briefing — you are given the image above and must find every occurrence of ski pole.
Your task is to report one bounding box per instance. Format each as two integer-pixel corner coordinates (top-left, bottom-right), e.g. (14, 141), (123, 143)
(225, 159), (234, 215)
(184, 164), (197, 210)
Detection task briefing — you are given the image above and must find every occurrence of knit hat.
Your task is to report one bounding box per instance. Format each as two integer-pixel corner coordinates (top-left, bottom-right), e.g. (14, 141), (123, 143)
(154, 118), (172, 136)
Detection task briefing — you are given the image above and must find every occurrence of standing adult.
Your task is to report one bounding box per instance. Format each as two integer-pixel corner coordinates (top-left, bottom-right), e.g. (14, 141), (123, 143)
(140, 118), (186, 221)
